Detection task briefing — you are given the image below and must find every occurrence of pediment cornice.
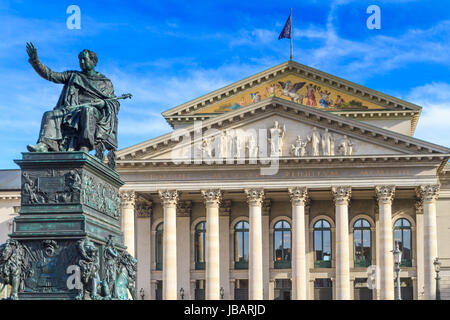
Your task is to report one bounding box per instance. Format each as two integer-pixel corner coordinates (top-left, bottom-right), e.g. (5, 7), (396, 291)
(117, 97), (449, 162)
(161, 60), (422, 126)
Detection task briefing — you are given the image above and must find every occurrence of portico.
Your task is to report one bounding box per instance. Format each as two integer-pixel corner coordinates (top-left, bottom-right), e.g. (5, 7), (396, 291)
(114, 60), (450, 300)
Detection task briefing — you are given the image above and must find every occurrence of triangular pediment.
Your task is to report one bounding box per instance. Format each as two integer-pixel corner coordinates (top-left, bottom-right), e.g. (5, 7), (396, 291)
(162, 60), (422, 130)
(118, 98), (449, 164)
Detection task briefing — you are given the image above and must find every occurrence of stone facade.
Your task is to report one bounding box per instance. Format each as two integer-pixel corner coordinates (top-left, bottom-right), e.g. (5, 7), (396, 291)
(1, 60), (449, 300)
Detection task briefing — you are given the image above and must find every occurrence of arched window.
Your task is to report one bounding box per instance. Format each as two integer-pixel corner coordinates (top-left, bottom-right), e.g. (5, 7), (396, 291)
(313, 219), (332, 268)
(353, 219), (371, 267)
(155, 223), (163, 270)
(394, 218), (412, 267)
(195, 221), (206, 270)
(234, 221), (249, 269)
(274, 220), (291, 269)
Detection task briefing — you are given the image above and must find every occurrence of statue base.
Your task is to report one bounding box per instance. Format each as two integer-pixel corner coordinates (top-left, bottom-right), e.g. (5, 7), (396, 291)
(5, 152), (133, 300)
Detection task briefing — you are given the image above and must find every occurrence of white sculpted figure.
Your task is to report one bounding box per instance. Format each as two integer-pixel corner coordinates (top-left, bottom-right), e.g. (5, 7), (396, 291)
(307, 127), (321, 156)
(218, 131), (227, 158)
(226, 130), (235, 158)
(247, 135), (258, 158)
(291, 136), (307, 157)
(234, 134), (244, 158)
(321, 128), (335, 156)
(338, 135), (354, 155)
(269, 121), (286, 157)
(200, 137), (213, 159)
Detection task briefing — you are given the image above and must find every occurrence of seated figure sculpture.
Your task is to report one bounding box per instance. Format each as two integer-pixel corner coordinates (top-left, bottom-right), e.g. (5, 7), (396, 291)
(25, 42), (131, 169)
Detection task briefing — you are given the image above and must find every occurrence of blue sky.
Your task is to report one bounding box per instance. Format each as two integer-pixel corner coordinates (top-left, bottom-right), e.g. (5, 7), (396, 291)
(0, 0), (449, 169)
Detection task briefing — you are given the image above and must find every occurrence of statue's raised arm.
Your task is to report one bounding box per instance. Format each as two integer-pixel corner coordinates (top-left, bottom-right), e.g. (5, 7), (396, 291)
(26, 43), (131, 170)
(26, 42), (70, 84)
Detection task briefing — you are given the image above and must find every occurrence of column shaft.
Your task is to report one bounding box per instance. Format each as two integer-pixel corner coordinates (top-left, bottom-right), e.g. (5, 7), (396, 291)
(120, 191), (136, 257)
(159, 190), (179, 300)
(289, 187), (308, 300)
(202, 190), (221, 300)
(332, 186), (351, 300)
(417, 185), (440, 300)
(246, 189), (264, 300)
(376, 186), (395, 300)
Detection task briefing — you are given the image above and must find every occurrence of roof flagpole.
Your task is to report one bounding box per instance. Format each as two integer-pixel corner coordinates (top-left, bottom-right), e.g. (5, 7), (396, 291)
(290, 8), (293, 61)
(278, 9), (293, 61)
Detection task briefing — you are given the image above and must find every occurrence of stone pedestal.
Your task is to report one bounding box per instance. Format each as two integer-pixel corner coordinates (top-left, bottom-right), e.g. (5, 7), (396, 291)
(8, 152), (134, 300)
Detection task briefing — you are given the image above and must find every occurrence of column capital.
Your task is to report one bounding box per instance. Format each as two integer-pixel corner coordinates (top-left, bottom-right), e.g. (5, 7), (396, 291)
(288, 187), (308, 206)
(158, 190), (180, 208)
(414, 198), (424, 214)
(416, 184), (440, 202)
(135, 196), (152, 218)
(331, 186), (351, 204)
(177, 200), (192, 217)
(375, 185), (396, 204)
(120, 190), (135, 207)
(201, 189), (222, 208)
(245, 188), (265, 207)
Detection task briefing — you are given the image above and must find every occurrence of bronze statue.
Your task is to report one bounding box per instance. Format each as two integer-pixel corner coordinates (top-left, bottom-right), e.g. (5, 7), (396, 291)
(0, 239), (32, 300)
(25, 42), (131, 169)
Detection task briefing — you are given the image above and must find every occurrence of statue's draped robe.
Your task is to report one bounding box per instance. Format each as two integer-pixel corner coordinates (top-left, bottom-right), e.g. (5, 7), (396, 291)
(29, 58), (119, 151)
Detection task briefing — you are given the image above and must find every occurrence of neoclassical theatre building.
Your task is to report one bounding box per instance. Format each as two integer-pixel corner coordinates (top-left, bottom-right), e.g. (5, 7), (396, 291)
(1, 60), (450, 300)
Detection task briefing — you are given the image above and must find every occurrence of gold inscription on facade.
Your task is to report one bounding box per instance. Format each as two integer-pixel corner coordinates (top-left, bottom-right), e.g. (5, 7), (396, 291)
(142, 167), (413, 182)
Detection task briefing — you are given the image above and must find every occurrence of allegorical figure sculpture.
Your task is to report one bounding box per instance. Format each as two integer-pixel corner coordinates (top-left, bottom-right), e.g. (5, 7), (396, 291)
(25, 42), (131, 169)
(338, 135), (354, 156)
(291, 135), (307, 157)
(307, 127), (321, 156)
(247, 134), (258, 158)
(0, 239), (32, 300)
(269, 121), (286, 157)
(321, 128), (335, 156)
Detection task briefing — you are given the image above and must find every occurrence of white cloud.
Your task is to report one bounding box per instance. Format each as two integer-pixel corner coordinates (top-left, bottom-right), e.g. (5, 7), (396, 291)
(405, 82), (450, 148)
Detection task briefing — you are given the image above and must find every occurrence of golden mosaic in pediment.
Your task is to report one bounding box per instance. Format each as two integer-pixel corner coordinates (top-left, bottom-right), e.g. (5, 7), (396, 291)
(195, 74), (386, 115)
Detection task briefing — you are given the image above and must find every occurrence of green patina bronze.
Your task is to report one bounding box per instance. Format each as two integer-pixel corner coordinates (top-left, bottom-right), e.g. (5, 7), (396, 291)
(25, 42), (131, 170)
(0, 45), (136, 300)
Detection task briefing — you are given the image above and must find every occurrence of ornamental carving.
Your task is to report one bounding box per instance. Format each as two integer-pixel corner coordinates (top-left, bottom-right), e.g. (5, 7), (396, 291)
(119, 190), (135, 204)
(177, 200), (192, 217)
(135, 196), (152, 218)
(158, 190), (179, 207)
(288, 187), (308, 206)
(375, 185), (396, 204)
(331, 186), (352, 204)
(201, 189), (222, 207)
(22, 169), (81, 205)
(21, 168), (120, 219)
(84, 172), (120, 218)
(416, 185), (440, 202)
(245, 189), (265, 207)
(414, 197), (424, 214)
(219, 200), (232, 216)
(262, 199), (271, 216)
(0, 239), (31, 299)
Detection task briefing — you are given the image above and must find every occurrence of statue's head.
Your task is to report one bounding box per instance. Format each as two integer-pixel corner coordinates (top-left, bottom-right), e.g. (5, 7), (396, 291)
(78, 49), (98, 72)
(274, 121), (279, 128)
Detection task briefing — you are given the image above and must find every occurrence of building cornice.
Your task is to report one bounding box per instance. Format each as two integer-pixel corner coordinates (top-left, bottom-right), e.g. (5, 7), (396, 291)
(117, 97), (449, 161)
(161, 60), (422, 122)
(117, 154), (449, 169)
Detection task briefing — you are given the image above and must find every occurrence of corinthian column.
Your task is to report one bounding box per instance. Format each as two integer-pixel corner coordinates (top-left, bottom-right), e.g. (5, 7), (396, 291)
(201, 189), (222, 300)
(416, 184), (440, 300)
(245, 188), (265, 300)
(288, 187), (308, 300)
(375, 185), (395, 300)
(331, 186), (351, 300)
(159, 190), (180, 300)
(120, 190), (136, 257)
